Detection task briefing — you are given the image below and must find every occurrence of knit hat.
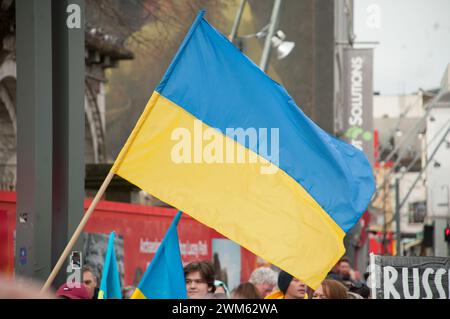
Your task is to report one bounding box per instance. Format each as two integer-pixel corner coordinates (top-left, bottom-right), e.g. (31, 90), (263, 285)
(277, 271), (293, 295)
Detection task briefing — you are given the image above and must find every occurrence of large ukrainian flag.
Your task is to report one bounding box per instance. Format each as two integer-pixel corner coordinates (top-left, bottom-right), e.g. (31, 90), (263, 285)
(111, 10), (375, 289)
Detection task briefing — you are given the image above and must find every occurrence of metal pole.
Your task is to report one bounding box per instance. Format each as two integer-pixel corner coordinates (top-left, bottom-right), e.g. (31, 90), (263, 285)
(383, 116), (426, 164)
(388, 125), (450, 226)
(15, 0), (53, 283)
(371, 92), (446, 204)
(446, 185), (450, 218)
(383, 91), (444, 164)
(51, 0), (85, 288)
(230, 0), (246, 43)
(376, 95), (421, 162)
(398, 118), (450, 180)
(395, 178), (401, 256)
(41, 172), (115, 293)
(374, 117), (450, 206)
(259, 0), (283, 72)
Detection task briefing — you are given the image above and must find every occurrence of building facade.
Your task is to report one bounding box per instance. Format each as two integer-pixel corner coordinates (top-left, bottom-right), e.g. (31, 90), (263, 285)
(0, 0), (133, 191)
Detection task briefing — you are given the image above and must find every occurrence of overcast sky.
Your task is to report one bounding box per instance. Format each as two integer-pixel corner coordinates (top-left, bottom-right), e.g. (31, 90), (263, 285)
(354, 0), (450, 95)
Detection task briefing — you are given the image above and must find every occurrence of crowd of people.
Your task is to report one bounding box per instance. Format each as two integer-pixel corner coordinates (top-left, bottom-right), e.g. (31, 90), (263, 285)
(181, 257), (370, 299)
(0, 256), (370, 299)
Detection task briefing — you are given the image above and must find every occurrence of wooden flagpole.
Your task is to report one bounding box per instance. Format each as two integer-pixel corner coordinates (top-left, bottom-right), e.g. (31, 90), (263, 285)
(41, 82), (157, 295)
(40, 171), (115, 293)
(40, 8), (198, 295)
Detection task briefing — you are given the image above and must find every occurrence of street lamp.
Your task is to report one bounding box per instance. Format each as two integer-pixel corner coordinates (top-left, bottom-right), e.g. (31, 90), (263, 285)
(229, 0), (294, 72)
(239, 26), (295, 61)
(271, 30), (295, 60)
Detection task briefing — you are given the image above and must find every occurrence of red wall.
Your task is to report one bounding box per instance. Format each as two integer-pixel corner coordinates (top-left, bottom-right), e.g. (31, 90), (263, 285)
(0, 191), (256, 285)
(0, 192), (16, 277)
(83, 199), (216, 285)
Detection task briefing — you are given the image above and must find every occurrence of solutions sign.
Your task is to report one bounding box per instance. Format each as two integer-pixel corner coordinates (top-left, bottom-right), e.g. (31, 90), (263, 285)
(342, 48), (374, 166)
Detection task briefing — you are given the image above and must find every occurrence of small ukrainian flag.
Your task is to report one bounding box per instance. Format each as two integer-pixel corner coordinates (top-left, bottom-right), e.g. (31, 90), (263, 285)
(131, 211), (187, 299)
(98, 232), (122, 299)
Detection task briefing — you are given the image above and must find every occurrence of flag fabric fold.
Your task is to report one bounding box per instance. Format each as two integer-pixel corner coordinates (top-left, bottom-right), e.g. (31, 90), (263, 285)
(112, 10), (375, 289)
(98, 231), (122, 299)
(131, 211), (187, 299)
